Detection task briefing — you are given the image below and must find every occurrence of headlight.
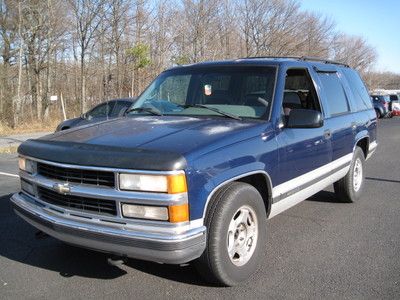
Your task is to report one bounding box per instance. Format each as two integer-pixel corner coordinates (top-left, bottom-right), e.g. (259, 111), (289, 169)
(19, 157), (35, 174)
(119, 173), (187, 194)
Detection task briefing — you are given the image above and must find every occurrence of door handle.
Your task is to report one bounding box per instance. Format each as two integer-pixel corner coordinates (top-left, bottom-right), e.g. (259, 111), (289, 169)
(324, 129), (332, 139)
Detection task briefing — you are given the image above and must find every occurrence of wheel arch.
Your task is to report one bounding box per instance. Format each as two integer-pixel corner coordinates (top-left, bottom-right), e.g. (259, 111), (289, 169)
(202, 171), (273, 221)
(354, 135), (369, 158)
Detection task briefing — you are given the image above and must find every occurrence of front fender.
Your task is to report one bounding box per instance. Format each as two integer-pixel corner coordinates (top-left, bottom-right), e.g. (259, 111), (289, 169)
(185, 134), (278, 221)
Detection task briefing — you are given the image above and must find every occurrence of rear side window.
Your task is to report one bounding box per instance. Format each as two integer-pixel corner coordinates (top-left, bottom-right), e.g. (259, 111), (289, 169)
(342, 68), (373, 110)
(318, 72), (349, 116)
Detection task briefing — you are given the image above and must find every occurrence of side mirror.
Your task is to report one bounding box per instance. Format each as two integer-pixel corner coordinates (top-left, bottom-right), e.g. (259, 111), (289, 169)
(286, 109), (323, 128)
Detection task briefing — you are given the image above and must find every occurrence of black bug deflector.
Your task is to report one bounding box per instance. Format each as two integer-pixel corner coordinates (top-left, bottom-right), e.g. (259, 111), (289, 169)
(18, 139), (187, 171)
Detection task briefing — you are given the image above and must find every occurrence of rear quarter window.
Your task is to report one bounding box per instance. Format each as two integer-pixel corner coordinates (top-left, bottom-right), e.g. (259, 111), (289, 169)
(318, 72), (350, 116)
(342, 68), (373, 111)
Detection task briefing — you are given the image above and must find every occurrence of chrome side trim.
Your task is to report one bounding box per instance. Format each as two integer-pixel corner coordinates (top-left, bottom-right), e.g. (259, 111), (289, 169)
(201, 155), (353, 224)
(268, 165), (350, 218)
(272, 153), (353, 199)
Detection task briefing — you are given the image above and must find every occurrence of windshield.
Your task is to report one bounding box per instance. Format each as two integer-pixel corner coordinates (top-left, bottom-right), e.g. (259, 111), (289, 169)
(128, 66), (276, 120)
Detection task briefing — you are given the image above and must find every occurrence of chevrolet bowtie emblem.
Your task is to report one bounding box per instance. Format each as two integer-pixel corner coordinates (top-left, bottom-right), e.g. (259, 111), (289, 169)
(53, 183), (71, 194)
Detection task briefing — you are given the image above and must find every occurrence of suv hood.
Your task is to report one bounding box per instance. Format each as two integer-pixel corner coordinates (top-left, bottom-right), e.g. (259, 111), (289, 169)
(19, 116), (264, 170)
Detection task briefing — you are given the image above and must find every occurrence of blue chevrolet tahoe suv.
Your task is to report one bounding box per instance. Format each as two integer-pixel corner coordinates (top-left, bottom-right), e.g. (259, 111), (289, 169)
(12, 57), (377, 286)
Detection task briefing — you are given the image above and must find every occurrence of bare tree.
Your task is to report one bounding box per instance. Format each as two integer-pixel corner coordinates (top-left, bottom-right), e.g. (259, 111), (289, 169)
(0, 0), (390, 130)
(0, 0), (17, 124)
(332, 33), (377, 72)
(294, 12), (335, 57)
(68, 0), (105, 112)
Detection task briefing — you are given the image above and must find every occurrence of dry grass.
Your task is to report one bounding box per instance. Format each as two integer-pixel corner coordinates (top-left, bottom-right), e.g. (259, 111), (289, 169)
(0, 145), (19, 154)
(0, 119), (61, 136)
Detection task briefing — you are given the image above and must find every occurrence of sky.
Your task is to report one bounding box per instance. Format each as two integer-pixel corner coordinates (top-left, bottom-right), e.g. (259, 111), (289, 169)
(300, 0), (400, 73)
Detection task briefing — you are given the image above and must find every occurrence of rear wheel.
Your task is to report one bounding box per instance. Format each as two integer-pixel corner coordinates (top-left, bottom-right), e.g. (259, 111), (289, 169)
(194, 182), (267, 286)
(334, 147), (365, 203)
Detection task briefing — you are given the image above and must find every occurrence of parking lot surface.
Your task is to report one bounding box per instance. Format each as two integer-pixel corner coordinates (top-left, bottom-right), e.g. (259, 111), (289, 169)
(0, 119), (399, 299)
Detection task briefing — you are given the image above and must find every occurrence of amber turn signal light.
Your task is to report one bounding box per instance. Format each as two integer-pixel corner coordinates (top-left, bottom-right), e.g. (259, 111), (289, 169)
(168, 203), (189, 223)
(167, 174), (187, 194)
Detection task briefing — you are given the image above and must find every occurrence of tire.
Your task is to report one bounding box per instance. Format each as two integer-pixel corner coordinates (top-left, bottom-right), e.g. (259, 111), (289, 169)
(375, 109), (381, 119)
(334, 147), (365, 203)
(194, 182), (267, 286)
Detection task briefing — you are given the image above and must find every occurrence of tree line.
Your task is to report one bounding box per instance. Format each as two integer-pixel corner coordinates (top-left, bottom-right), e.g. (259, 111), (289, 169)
(0, 0), (391, 128)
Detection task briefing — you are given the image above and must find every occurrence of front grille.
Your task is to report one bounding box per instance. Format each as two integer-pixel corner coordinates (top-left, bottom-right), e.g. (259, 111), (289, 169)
(37, 163), (115, 188)
(38, 186), (117, 216)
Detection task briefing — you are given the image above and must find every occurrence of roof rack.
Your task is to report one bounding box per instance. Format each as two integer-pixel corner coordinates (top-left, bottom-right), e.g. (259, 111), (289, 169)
(299, 56), (349, 67)
(238, 56), (349, 67)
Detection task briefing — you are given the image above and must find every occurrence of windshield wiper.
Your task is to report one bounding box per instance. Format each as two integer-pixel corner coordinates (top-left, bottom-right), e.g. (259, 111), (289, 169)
(125, 106), (163, 116)
(183, 104), (242, 120)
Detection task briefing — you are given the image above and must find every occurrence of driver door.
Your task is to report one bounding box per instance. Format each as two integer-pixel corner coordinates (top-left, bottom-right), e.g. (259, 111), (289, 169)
(275, 67), (332, 197)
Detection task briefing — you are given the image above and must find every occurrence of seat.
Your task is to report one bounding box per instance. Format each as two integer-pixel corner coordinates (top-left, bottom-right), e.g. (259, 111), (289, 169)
(283, 92), (302, 109)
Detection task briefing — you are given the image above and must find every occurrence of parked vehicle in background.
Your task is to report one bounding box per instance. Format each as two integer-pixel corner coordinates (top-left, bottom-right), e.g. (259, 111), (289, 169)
(371, 95), (390, 118)
(12, 57), (377, 286)
(55, 98), (136, 131)
(390, 94), (400, 116)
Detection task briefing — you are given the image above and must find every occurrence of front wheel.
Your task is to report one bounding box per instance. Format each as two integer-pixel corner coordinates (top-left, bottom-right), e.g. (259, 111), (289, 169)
(194, 182), (267, 286)
(334, 147), (365, 203)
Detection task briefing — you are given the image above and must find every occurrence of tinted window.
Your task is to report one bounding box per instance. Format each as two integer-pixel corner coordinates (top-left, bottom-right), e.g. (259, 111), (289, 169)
(132, 67), (276, 119)
(390, 95), (399, 101)
(196, 74), (232, 104)
(318, 72), (349, 115)
(111, 101), (132, 117)
(87, 102), (115, 118)
(282, 68), (321, 116)
(159, 75), (191, 105)
(342, 68), (373, 110)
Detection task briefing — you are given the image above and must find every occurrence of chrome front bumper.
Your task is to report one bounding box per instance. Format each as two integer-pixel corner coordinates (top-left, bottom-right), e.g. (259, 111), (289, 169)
(11, 192), (206, 264)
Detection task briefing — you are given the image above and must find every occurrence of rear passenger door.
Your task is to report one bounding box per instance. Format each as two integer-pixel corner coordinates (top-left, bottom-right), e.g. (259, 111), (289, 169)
(314, 68), (354, 162)
(341, 68), (377, 147)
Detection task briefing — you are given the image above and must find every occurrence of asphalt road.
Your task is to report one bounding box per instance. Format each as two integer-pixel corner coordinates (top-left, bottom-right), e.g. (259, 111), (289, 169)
(0, 119), (399, 299)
